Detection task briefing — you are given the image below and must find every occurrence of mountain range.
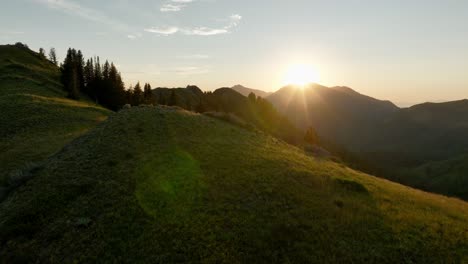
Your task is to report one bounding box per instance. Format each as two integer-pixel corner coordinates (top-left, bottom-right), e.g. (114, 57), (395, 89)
(0, 45), (467, 262)
(236, 83), (468, 200)
(148, 82), (468, 200)
(231, 84), (272, 98)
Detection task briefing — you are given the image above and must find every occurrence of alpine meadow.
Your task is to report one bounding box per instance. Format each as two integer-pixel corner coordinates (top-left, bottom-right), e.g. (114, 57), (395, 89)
(1, 1), (467, 263)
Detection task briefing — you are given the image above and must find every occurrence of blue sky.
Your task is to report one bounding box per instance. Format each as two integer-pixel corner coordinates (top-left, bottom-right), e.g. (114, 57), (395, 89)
(1, 0), (468, 105)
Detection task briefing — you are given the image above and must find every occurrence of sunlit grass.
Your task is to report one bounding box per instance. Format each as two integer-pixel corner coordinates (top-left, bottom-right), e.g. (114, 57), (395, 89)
(1, 106), (466, 262)
(0, 45), (110, 186)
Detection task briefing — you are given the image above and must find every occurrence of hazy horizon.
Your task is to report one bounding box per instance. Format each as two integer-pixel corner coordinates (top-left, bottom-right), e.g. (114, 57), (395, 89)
(2, 0), (468, 105)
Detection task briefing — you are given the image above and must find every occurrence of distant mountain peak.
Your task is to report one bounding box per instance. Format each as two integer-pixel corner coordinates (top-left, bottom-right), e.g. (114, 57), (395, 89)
(230, 85), (271, 98)
(331, 86), (357, 93)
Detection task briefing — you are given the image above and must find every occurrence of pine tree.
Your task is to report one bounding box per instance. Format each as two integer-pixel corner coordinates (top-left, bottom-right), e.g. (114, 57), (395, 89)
(59, 48), (85, 100)
(93, 57), (102, 103)
(103, 60), (110, 80)
(83, 58), (94, 97)
(76, 50), (85, 93)
(49, 48), (58, 65)
(126, 85), (134, 105)
(39, 48), (46, 58)
(94, 57), (102, 81)
(107, 63), (125, 110)
(143, 83), (154, 104)
(132, 82), (143, 106)
(61, 48), (80, 99)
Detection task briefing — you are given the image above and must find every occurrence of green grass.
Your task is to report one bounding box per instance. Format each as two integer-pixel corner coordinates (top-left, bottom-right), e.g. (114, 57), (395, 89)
(1, 106), (466, 263)
(0, 45), (110, 186)
(400, 154), (468, 200)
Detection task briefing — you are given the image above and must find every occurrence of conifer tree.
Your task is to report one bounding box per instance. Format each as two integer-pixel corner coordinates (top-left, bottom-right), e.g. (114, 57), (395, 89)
(103, 60), (110, 80)
(132, 82), (143, 106)
(94, 57), (102, 81)
(59, 48), (130, 110)
(107, 63), (125, 109)
(83, 58), (94, 97)
(39, 48), (46, 58)
(61, 48), (80, 99)
(92, 57), (102, 103)
(143, 83), (154, 104)
(126, 85), (134, 105)
(76, 50), (85, 93)
(49, 48), (58, 65)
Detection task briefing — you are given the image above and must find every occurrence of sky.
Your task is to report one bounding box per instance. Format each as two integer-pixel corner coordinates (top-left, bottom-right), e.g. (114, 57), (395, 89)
(1, 0), (468, 106)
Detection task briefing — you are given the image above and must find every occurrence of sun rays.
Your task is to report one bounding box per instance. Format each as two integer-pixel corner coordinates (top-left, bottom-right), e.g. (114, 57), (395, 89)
(283, 64), (320, 87)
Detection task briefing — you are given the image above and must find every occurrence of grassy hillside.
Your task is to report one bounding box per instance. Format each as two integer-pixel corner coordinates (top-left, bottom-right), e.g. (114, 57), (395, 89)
(1, 106), (466, 263)
(267, 84), (468, 200)
(0, 44), (110, 187)
(399, 154), (468, 200)
(373, 100), (468, 158)
(153, 86), (303, 144)
(357, 100), (468, 200)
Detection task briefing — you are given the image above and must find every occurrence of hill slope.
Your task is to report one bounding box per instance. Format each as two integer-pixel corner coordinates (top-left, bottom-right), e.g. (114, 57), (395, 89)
(0, 44), (110, 187)
(399, 154), (468, 199)
(267, 84), (398, 149)
(153, 86), (302, 144)
(1, 106), (466, 263)
(372, 100), (468, 157)
(152, 85), (204, 111)
(347, 100), (468, 200)
(231, 84), (272, 98)
(267, 84), (468, 200)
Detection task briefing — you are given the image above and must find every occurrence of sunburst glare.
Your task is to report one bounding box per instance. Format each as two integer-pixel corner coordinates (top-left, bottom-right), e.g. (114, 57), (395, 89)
(283, 64), (320, 86)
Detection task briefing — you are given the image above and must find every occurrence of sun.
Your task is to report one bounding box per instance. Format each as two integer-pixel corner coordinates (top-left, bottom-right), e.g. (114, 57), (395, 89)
(283, 64), (320, 86)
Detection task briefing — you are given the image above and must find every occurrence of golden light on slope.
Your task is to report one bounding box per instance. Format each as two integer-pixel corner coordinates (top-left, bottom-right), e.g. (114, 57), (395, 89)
(283, 64), (320, 86)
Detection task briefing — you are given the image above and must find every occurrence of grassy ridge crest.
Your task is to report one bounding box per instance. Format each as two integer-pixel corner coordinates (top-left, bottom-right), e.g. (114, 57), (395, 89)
(0, 106), (466, 263)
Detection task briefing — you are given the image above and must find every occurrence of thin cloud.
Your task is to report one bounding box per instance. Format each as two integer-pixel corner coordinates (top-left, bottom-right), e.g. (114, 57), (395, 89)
(145, 14), (242, 36)
(144, 26), (179, 35)
(34, 0), (130, 32)
(183, 27), (227, 36)
(160, 4), (184, 12)
(171, 66), (211, 75)
(127, 33), (142, 39)
(160, 0), (195, 12)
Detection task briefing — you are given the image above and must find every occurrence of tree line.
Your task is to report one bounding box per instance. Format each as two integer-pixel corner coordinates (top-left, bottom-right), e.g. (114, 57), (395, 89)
(37, 45), (320, 148)
(52, 48), (153, 111)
